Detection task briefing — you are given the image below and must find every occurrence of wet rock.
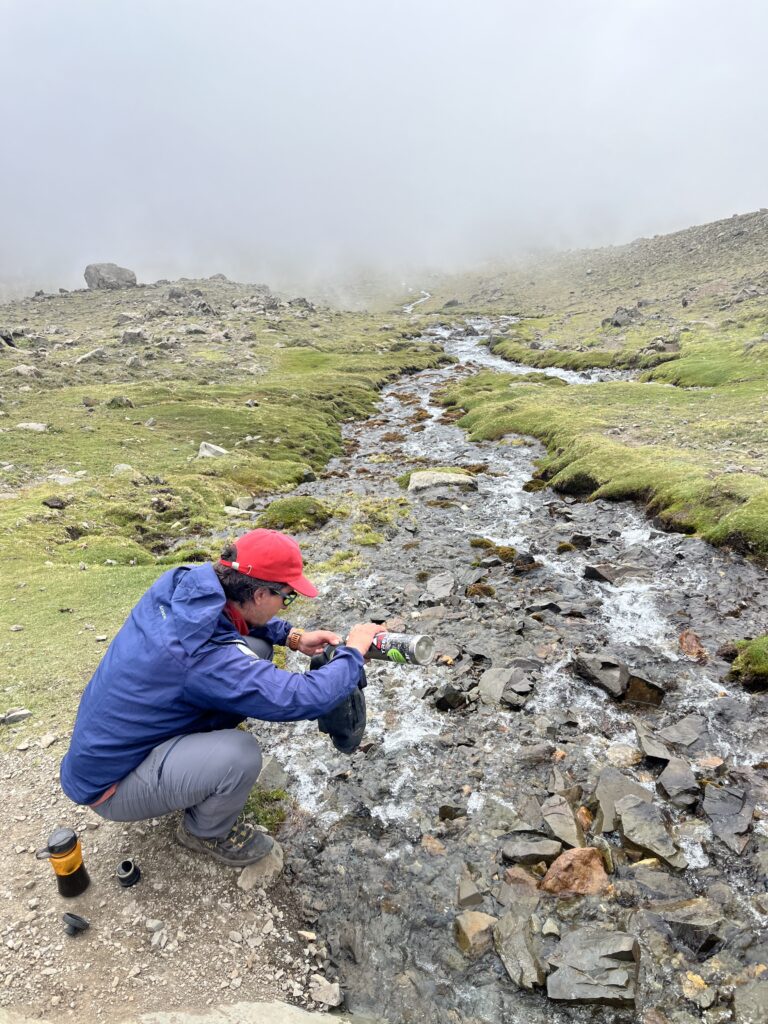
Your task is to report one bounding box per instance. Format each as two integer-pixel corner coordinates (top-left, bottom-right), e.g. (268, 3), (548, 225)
(456, 871), (484, 909)
(594, 767), (653, 832)
(583, 561), (647, 584)
(197, 441), (229, 458)
(540, 847), (609, 895)
(501, 837), (562, 865)
(616, 795), (688, 869)
(606, 743), (644, 768)
(547, 927), (640, 1006)
(84, 262), (137, 289)
(733, 979), (768, 1023)
(624, 864), (693, 901)
(572, 653), (664, 704)
(501, 866), (540, 892)
(635, 721), (673, 762)
(237, 841), (284, 890)
(650, 898), (724, 958)
(541, 794), (584, 848)
(493, 903), (546, 989)
(702, 779), (755, 854)
(408, 470), (477, 492)
(658, 714), (711, 752)
(425, 571), (455, 601)
(453, 911), (498, 957)
(657, 758), (700, 808)
(478, 666), (532, 707)
(434, 682), (468, 711)
(679, 628), (709, 664)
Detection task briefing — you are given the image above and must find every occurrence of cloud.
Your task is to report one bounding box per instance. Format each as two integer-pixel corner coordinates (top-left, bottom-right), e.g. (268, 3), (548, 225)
(1, 0), (766, 292)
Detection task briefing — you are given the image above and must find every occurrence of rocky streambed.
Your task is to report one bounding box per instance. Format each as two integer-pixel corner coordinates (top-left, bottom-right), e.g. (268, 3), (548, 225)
(256, 321), (768, 1023)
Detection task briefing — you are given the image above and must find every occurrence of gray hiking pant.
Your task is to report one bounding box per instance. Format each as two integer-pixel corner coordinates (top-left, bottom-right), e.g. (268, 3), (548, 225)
(92, 728), (263, 839)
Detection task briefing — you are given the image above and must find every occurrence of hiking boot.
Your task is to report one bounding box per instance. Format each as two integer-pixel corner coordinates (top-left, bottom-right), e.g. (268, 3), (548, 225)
(176, 819), (274, 867)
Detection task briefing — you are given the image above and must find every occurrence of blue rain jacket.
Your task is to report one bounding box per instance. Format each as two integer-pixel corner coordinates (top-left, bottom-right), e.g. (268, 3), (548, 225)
(60, 562), (364, 805)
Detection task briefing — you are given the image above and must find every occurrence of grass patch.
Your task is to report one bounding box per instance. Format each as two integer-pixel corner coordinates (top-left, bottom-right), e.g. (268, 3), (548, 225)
(441, 366), (768, 557)
(257, 496), (332, 532)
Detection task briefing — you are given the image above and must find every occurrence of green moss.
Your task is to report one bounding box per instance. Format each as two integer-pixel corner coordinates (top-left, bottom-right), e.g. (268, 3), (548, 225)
(257, 496), (331, 532)
(469, 537), (495, 549)
(352, 524), (385, 546)
(466, 583), (496, 598)
(242, 787), (290, 833)
(557, 542), (577, 553)
(729, 635), (768, 689)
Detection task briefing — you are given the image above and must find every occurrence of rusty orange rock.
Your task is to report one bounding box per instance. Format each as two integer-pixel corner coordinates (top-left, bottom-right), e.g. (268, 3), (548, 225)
(679, 629), (708, 664)
(539, 847), (609, 896)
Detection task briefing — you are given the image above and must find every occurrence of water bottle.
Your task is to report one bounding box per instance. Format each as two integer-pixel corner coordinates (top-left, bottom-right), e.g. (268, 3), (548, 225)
(36, 827), (90, 898)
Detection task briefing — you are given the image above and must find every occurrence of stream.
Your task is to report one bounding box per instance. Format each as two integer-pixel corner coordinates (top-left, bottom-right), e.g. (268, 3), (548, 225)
(256, 319), (768, 1023)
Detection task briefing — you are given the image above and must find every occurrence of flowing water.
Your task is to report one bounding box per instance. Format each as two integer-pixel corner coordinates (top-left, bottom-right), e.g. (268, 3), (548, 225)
(256, 320), (768, 1022)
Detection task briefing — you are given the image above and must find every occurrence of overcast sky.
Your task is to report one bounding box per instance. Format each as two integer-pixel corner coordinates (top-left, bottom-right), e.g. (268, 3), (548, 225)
(1, 0), (766, 292)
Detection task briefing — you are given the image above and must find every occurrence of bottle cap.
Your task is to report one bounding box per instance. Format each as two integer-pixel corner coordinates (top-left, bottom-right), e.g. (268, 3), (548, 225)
(36, 827), (78, 859)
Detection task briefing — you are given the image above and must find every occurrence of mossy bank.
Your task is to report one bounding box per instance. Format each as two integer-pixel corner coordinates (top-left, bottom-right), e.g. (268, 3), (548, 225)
(0, 277), (446, 733)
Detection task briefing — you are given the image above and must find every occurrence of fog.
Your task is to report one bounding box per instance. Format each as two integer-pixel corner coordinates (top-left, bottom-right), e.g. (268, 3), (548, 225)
(1, 0), (767, 294)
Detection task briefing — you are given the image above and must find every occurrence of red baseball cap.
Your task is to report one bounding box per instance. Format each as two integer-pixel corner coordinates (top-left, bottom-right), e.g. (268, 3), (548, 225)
(219, 529), (318, 598)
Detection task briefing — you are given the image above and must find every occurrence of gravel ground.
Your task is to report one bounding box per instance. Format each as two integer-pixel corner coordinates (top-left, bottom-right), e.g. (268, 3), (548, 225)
(0, 743), (337, 1019)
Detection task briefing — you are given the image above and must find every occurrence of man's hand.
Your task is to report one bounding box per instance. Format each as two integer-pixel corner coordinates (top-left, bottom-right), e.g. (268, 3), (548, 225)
(345, 622), (384, 658)
(297, 629), (343, 657)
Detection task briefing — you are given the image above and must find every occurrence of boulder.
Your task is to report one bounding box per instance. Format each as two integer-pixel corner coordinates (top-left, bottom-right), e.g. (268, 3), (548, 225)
(453, 911), (498, 957)
(16, 421), (48, 432)
(547, 927), (640, 1006)
(615, 794), (688, 870)
(75, 348), (108, 364)
(120, 328), (149, 345)
(594, 767), (653, 832)
(540, 847), (609, 896)
(408, 470), (477, 492)
(634, 721), (672, 762)
(84, 263), (137, 289)
(308, 974), (343, 1007)
(197, 442), (229, 458)
(493, 904), (546, 989)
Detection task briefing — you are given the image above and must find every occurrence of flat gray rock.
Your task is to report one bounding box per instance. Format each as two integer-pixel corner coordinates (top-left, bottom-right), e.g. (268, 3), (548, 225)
(657, 758), (699, 808)
(703, 779), (755, 854)
(547, 927), (640, 1006)
(493, 901), (546, 990)
(501, 837), (562, 864)
(616, 795), (688, 870)
(408, 470), (477, 492)
(594, 767), (652, 832)
(541, 793), (584, 848)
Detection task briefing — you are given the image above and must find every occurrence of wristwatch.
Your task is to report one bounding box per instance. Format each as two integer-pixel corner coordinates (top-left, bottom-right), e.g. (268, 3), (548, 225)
(287, 627), (305, 652)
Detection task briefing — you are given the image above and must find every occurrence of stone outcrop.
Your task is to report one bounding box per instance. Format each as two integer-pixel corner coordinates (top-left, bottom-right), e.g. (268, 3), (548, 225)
(84, 262), (137, 289)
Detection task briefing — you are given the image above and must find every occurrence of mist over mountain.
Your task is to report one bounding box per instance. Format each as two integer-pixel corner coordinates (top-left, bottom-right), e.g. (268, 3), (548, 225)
(2, 0), (767, 295)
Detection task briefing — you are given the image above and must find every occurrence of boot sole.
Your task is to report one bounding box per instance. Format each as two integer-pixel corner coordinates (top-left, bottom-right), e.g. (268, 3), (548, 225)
(175, 824), (274, 867)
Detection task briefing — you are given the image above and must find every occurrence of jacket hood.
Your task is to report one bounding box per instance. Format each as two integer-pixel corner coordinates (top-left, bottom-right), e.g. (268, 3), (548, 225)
(170, 563), (231, 655)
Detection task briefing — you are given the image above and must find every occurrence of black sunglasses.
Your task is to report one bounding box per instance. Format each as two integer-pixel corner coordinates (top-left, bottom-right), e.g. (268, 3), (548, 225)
(264, 585), (297, 607)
